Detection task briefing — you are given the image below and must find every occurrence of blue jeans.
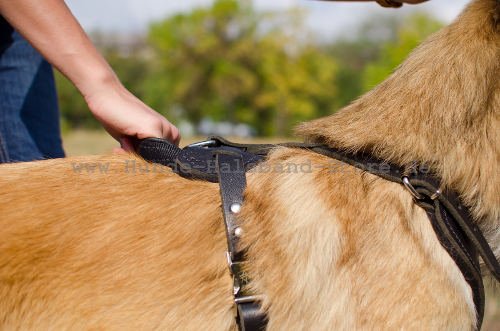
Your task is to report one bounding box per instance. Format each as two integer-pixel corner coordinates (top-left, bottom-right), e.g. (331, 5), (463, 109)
(0, 17), (65, 163)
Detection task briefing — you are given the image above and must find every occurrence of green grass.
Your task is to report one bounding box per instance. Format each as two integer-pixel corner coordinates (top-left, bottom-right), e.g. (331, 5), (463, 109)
(63, 130), (117, 156)
(63, 129), (296, 156)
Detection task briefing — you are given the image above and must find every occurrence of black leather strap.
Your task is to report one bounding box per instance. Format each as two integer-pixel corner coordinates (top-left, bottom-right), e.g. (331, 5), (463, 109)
(415, 198), (485, 328)
(137, 137), (499, 330)
(137, 138), (268, 329)
(209, 136), (317, 156)
(310, 146), (498, 329)
(135, 137), (181, 168)
(215, 151), (267, 331)
(237, 302), (267, 331)
(310, 146), (499, 279)
(136, 138), (264, 183)
(216, 151), (246, 256)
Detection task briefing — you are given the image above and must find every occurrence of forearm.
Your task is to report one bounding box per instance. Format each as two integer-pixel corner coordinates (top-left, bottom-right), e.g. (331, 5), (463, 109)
(0, 0), (119, 98)
(0, 0), (180, 145)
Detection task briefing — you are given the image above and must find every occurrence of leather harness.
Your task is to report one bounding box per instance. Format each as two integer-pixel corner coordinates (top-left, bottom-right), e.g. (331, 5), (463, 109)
(137, 136), (500, 331)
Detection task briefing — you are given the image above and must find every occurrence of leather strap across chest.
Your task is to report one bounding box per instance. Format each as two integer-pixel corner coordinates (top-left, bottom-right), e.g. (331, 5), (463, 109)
(137, 136), (499, 331)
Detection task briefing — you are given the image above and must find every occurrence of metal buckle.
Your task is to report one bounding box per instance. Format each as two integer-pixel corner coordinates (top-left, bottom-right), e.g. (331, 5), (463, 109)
(235, 295), (265, 305)
(430, 189), (441, 200)
(226, 251), (236, 273)
(227, 252), (265, 304)
(226, 252), (242, 296)
(402, 176), (442, 201)
(402, 176), (425, 200)
(187, 139), (218, 148)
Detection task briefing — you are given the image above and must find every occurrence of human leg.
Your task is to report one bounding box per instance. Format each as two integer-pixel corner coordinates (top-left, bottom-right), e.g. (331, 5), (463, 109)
(0, 21), (64, 163)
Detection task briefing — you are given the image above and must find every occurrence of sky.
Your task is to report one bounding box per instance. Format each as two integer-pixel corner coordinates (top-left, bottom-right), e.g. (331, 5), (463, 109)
(65, 0), (470, 39)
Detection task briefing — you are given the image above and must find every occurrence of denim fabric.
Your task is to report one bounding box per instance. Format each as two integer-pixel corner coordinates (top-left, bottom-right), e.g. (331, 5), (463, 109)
(0, 17), (65, 163)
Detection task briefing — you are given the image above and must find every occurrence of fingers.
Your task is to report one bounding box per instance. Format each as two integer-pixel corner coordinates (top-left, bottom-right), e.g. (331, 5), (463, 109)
(173, 131), (181, 146)
(132, 115), (180, 144)
(165, 122), (181, 146)
(119, 137), (136, 152)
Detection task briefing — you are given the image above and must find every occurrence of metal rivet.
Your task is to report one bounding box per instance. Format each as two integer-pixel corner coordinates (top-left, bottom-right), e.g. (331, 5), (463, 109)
(230, 203), (242, 214)
(234, 227), (243, 237)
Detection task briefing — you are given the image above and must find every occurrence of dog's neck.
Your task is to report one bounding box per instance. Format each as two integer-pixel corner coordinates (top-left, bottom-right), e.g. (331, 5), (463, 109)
(297, 0), (500, 237)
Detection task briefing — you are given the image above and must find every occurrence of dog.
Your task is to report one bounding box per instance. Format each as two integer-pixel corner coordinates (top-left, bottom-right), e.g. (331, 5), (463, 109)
(0, 0), (498, 330)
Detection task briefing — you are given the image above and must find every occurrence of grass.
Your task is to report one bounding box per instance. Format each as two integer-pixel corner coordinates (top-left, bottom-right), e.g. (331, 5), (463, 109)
(63, 130), (499, 330)
(63, 129), (117, 156)
(63, 129), (295, 156)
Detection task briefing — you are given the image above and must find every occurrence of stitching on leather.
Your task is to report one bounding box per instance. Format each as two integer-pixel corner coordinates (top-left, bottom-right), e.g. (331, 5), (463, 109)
(141, 146), (176, 150)
(441, 206), (476, 270)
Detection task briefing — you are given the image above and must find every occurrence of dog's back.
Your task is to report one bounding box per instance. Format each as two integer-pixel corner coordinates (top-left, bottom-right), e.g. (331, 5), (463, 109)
(0, 155), (235, 330)
(0, 0), (498, 330)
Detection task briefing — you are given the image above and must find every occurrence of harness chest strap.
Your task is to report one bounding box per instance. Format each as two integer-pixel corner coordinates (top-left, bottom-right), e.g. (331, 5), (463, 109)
(215, 151), (267, 331)
(137, 137), (499, 331)
(137, 138), (267, 330)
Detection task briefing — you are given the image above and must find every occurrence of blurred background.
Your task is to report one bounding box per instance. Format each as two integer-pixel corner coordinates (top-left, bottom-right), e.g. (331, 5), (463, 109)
(59, 1), (498, 327)
(60, 0), (466, 151)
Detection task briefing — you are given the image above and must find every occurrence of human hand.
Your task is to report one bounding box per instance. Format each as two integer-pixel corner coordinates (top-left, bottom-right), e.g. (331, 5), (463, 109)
(376, 0), (429, 7)
(85, 79), (180, 152)
(0, 0), (180, 151)
(317, 1), (429, 8)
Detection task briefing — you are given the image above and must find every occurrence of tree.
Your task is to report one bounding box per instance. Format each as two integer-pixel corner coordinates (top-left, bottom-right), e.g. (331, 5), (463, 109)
(148, 0), (337, 136)
(55, 72), (94, 131)
(148, 0), (260, 124)
(56, 4), (443, 138)
(362, 13), (443, 91)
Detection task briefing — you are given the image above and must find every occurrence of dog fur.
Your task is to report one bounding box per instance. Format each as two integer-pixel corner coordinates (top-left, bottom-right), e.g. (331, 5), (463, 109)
(0, 0), (498, 330)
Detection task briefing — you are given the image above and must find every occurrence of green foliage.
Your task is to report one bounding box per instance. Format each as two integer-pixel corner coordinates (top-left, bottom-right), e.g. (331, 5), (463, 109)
(147, 0), (337, 136)
(148, 0), (259, 124)
(57, 3), (444, 137)
(362, 13), (443, 91)
(327, 39), (381, 110)
(55, 72), (97, 130)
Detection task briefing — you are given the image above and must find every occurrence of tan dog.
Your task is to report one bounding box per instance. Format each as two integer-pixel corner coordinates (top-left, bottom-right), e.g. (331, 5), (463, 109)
(0, 0), (498, 330)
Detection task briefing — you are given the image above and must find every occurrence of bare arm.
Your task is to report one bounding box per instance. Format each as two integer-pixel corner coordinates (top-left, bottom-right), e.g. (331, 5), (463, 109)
(0, 0), (180, 148)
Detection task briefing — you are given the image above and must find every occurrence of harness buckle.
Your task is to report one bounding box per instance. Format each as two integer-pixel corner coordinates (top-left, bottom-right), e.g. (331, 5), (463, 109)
(430, 189), (442, 200)
(235, 295), (265, 305)
(226, 252), (243, 296)
(187, 139), (218, 148)
(402, 176), (443, 201)
(227, 251), (265, 307)
(226, 251), (238, 273)
(402, 176), (425, 200)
